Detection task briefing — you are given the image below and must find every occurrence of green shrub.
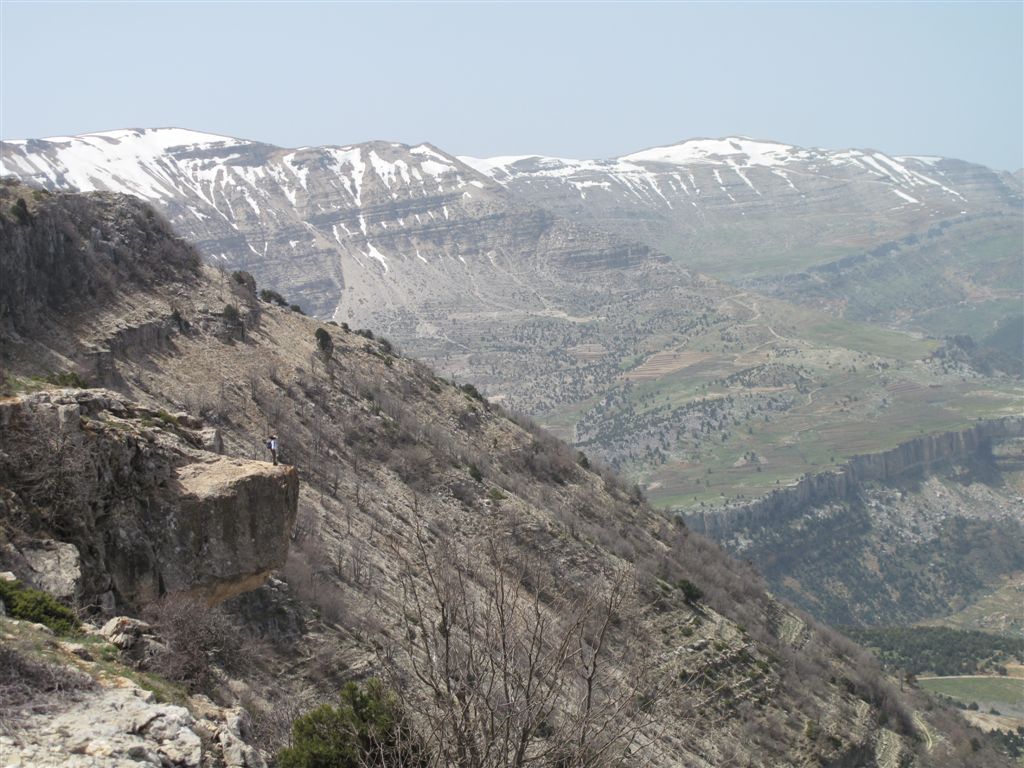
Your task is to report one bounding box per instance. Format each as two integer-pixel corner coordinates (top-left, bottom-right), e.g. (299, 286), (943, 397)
(675, 579), (704, 604)
(155, 410), (178, 426)
(289, 304), (305, 315)
(10, 197), (31, 225)
(0, 579), (80, 635)
(278, 679), (427, 768)
(469, 463), (483, 483)
(42, 371), (88, 388)
(315, 328), (334, 359)
(223, 304), (241, 323)
(260, 289), (288, 306)
(170, 307), (185, 330)
(460, 383), (486, 404)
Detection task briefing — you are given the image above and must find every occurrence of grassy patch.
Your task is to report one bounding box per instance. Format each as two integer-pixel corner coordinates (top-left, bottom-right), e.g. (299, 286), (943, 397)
(921, 572), (1024, 636)
(801, 319), (936, 360)
(1, 371), (89, 396)
(918, 676), (1024, 709)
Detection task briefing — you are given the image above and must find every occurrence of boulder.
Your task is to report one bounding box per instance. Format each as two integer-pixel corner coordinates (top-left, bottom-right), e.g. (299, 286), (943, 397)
(0, 390), (299, 612)
(100, 616), (153, 650)
(16, 539), (81, 600)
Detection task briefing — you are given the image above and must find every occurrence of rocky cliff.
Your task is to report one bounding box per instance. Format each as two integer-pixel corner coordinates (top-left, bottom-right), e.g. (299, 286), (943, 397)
(685, 419), (1024, 625)
(0, 179), (201, 338)
(0, 389), (298, 610)
(686, 418), (1023, 539)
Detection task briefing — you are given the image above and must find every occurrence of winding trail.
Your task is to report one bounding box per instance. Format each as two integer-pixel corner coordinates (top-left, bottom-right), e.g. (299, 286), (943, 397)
(912, 712), (934, 752)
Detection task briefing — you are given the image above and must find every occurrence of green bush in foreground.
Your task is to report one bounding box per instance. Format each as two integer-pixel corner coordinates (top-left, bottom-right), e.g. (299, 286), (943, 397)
(0, 579), (80, 635)
(278, 679), (427, 768)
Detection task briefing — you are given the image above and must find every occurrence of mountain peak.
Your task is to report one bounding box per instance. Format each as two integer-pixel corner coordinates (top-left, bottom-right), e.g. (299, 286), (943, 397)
(5, 126), (249, 150)
(621, 136), (804, 166)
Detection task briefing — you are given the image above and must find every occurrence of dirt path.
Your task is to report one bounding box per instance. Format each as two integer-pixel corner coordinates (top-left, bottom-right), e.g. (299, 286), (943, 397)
(917, 675), (1023, 681)
(912, 712), (933, 752)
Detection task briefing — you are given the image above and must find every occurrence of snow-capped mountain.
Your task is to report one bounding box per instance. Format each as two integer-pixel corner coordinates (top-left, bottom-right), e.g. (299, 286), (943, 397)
(1, 128), (1019, 411)
(2, 128), (534, 319)
(1, 127), (710, 412)
(460, 136), (1021, 278)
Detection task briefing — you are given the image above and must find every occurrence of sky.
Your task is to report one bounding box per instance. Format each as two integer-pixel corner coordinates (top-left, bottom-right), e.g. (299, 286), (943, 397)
(1, 1), (1022, 170)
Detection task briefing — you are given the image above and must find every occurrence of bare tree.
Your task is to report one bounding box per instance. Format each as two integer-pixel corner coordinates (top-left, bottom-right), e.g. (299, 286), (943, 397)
(378, 516), (674, 768)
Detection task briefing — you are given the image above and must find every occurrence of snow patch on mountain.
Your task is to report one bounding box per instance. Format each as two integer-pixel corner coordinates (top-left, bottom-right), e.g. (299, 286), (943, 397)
(365, 242), (389, 273)
(0, 128), (248, 200)
(462, 137), (973, 206)
(623, 137), (805, 167)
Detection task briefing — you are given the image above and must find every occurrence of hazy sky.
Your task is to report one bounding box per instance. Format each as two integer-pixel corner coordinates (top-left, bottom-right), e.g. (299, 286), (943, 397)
(2, 1), (1022, 170)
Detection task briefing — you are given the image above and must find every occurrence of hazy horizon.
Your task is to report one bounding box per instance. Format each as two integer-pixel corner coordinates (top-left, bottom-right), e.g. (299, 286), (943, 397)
(2, 1), (1022, 171)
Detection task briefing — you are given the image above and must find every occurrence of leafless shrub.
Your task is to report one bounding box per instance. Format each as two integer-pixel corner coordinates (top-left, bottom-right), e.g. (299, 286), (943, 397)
(0, 415), (90, 540)
(0, 645), (95, 728)
(388, 443), (436, 491)
(377, 514), (677, 767)
(248, 688), (325, 757)
(142, 594), (241, 692)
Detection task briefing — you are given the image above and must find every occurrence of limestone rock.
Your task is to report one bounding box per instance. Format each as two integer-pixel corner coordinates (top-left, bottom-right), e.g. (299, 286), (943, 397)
(14, 539), (81, 600)
(100, 616), (153, 650)
(9, 685), (202, 767)
(0, 390), (299, 611)
(188, 695), (266, 768)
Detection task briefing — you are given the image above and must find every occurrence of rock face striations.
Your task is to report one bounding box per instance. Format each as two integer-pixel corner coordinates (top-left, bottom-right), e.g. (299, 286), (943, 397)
(1, 132), (721, 415)
(687, 417), (1024, 539)
(463, 138), (1021, 279)
(6, 129), (1020, 415)
(687, 419), (1024, 625)
(0, 389), (298, 610)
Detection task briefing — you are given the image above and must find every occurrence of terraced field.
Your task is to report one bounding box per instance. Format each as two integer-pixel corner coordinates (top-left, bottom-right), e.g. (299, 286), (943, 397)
(547, 293), (1021, 510)
(923, 572), (1024, 636)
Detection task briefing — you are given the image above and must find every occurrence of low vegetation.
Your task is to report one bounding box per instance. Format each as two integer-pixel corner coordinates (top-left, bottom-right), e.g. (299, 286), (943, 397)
(141, 594), (241, 693)
(0, 579), (80, 635)
(0, 645), (94, 722)
(844, 626), (1024, 677)
(278, 679), (426, 768)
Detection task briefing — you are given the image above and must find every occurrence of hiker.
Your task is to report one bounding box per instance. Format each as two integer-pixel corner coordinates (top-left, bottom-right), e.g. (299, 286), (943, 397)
(267, 434), (278, 465)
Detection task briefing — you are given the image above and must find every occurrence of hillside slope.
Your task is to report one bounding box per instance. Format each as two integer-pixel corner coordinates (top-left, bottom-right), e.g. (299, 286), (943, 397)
(0, 182), (1010, 765)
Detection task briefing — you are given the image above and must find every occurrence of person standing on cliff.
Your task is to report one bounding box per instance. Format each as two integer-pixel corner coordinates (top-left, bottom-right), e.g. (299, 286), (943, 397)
(267, 434), (278, 465)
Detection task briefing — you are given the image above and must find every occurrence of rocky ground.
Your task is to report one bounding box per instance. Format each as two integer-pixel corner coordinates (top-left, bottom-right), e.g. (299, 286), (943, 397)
(0, 616), (262, 768)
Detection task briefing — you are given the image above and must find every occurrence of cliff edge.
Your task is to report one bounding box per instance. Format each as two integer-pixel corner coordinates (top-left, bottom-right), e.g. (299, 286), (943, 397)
(0, 388), (298, 611)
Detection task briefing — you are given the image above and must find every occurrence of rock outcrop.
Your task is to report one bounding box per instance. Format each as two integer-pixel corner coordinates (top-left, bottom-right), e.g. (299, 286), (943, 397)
(0, 179), (201, 339)
(686, 417), (1024, 538)
(685, 418), (1024, 624)
(0, 389), (298, 611)
(1, 683), (202, 768)
(0, 669), (265, 768)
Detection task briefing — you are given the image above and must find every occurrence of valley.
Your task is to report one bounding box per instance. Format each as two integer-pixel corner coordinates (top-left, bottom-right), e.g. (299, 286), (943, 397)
(2, 129), (1020, 635)
(5, 180), (1013, 765)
